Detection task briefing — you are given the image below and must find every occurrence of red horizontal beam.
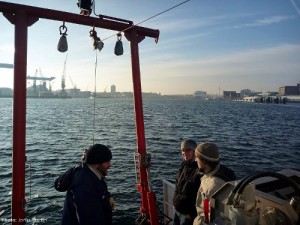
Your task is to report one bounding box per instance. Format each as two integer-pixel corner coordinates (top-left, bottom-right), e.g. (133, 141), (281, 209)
(0, 1), (159, 39)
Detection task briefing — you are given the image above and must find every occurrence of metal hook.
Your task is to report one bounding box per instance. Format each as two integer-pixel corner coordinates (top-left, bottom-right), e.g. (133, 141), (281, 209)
(89, 26), (97, 37)
(59, 21), (68, 35)
(117, 32), (122, 41)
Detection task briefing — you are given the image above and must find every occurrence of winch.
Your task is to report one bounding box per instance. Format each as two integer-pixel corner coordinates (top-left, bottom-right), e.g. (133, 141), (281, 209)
(210, 169), (300, 225)
(163, 169), (300, 225)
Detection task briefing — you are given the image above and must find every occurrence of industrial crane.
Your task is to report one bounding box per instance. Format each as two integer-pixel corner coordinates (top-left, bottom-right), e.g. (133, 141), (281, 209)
(27, 69), (55, 97)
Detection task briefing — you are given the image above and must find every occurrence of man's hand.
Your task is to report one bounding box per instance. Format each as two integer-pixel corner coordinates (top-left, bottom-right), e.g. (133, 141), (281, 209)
(109, 196), (115, 211)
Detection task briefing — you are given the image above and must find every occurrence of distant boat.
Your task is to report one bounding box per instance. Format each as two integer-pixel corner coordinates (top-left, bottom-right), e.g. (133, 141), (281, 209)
(194, 90), (207, 99)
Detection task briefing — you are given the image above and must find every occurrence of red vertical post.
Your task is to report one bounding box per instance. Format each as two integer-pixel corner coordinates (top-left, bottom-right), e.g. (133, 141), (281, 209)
(12, 11), (28, 224)
(127, 29), (159, 225)
(128, 28), (149, 214)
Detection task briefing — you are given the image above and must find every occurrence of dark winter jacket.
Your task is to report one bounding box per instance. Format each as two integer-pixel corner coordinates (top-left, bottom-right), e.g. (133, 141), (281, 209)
(61, 164), (112, 225)
(173, 160), (201, 218)
(214, 164), (236, 182)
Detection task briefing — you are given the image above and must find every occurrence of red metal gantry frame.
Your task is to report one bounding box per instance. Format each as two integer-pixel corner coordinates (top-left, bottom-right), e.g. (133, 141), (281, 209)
(0, 1), (160, 224)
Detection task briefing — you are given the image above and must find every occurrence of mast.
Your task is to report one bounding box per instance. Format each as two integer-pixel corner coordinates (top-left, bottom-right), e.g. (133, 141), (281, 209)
(0, 1), (159, 224)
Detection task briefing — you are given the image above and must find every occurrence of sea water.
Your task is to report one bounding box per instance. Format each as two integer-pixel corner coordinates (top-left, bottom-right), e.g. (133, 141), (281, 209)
(0, 97), (300, 224)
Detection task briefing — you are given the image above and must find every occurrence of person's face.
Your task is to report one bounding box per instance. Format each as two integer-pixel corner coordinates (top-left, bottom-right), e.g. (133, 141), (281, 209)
(181, 149), (194, 161)
(97, 161), (112, 176)
(195, 156), (205, 170)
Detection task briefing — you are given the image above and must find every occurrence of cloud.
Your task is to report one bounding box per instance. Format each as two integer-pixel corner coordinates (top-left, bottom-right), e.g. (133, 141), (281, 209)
(256, 15), (296, 25)
(151, 18), (204, 33)
(145, 43), (300, 77)
(153, 13), (254, 33)
(139, 43), (300, 94)
(198, 43), (300, 66)
(147, 13), (295, 51)
(233, 15), (296, 29)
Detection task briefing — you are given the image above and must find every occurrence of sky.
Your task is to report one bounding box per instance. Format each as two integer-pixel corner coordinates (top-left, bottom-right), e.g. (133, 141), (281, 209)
(0, 0), (300, 95)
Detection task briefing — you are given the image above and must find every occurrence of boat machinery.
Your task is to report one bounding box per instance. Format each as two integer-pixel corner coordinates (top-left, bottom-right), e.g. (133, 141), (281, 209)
(163, 169), (300, 225)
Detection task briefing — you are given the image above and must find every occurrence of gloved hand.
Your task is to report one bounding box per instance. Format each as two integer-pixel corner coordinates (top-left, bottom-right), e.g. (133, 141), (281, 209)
(109, 196), (115, 211)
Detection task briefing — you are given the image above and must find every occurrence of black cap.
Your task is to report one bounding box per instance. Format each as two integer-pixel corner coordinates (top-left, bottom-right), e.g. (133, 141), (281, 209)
(85, 144), (112, 165)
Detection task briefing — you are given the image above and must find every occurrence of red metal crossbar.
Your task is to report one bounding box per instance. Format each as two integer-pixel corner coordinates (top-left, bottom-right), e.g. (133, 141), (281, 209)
(0, 1), (159, 224)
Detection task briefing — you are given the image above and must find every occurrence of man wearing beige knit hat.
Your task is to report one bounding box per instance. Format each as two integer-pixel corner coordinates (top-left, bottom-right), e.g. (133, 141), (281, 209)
(193, 142), (235, 225)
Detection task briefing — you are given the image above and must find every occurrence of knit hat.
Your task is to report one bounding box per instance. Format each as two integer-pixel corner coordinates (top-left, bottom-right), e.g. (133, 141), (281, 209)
(85, 144), (112, 164)
(181, 139), (197, 151)
(195, 142), (219, 162)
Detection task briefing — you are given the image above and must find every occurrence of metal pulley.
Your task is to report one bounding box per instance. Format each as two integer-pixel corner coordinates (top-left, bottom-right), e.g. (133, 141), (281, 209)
(114, 33), (123, 56)
(57, 22), (68, 53)
(89, 28), (104, 51)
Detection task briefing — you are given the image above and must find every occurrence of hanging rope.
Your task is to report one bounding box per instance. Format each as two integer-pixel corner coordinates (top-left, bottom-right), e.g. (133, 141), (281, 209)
(133, 0), (191, 28)
(92, 51), (97, 145)
(95, 0), (191, 41)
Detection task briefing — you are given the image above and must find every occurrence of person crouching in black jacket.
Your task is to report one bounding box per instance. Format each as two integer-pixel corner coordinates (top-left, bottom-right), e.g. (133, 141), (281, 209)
(173, 139), (201, 225)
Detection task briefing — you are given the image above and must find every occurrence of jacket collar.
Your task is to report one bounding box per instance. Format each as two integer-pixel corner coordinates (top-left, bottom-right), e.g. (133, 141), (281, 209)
(87, 165), (104, 180)
(200, 163), (220, 177)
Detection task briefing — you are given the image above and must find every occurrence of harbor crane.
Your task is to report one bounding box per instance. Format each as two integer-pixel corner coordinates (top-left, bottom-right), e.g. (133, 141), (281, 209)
(27, 75), (55, 96)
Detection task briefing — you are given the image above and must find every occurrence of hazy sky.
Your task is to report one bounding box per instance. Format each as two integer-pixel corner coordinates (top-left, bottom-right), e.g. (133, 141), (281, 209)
(1, 0), (300, 95)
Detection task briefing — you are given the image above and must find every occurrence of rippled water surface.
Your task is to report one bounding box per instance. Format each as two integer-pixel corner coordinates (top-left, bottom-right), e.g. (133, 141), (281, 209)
(1, 97), (300, 224)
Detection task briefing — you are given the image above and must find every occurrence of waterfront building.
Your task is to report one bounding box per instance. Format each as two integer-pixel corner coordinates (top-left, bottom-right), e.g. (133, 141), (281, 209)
(111, 84), (116, 94)
(279, 83), (300, 96)
(223, 91), (239, 100)
(240, 89), (254, 97)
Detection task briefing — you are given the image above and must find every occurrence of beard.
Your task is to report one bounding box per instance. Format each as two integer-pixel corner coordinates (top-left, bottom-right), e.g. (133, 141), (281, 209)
(97, 164), (109, 177)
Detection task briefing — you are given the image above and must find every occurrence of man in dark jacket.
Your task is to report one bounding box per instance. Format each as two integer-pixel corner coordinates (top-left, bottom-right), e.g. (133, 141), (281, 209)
(61, 144), (114, 225)
(173, 139), (201, 225)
